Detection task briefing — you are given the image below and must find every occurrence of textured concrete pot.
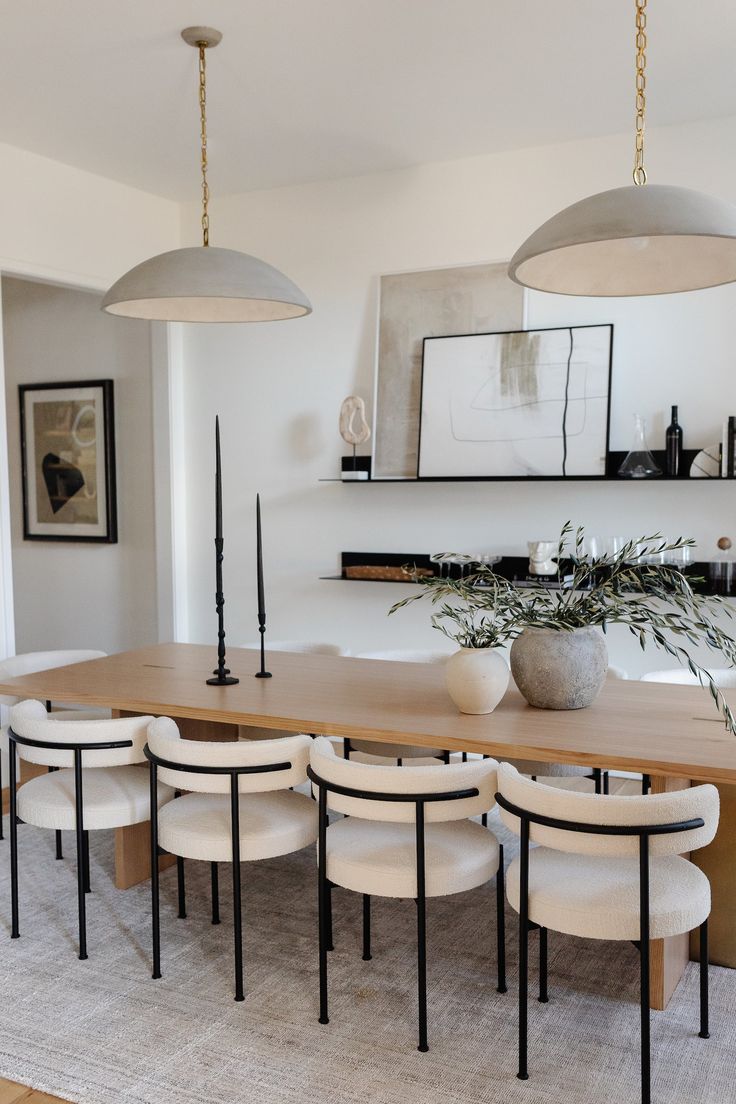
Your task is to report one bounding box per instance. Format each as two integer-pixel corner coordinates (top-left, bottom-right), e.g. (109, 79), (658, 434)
(445, 647), (510, 715)
(510, 626), (608, 710)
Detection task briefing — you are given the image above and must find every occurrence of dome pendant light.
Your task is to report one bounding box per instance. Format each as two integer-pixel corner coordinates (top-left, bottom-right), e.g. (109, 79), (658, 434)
(102, 27), (311, 322)
(509, 0), (736, 297)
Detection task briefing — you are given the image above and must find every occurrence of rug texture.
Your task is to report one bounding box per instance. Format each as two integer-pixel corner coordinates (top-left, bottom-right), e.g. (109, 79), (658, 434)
(0, 809), (733, 1104)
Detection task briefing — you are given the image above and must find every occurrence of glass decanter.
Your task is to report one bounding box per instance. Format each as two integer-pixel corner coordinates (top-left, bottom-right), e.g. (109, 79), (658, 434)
(618, 414), (662, 479)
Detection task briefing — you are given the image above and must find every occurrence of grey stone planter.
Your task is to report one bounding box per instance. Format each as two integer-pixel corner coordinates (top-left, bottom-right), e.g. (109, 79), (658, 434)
(510, 626), (608, 710)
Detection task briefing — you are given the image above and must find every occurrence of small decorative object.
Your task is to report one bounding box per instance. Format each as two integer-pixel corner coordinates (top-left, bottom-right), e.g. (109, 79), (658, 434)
(510, 626), (608, 710)
(418, 325), (612, 478)
(710, 537), (735, 596)
(665, 405), (683, 476)
(390, 561), (516, 715)
(527, 541), (557, 576)
(690, 444), (721, 478)
(617, 414), (662, 478)
(391, 522), (736, 730)
(720, 417), (736, 478)
(19, 380), (117, 542)
(339, 396), (371, 481)
(345, 565), (433, 582)
(206, 417), (238, 687)
(254, 494), (272, 679)
(445, 648), (510, 715)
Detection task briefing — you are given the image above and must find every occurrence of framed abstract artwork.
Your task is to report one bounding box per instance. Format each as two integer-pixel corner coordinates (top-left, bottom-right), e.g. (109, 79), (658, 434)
(418, 324), (613, 479)
(372, 262), (524, 478)
(19, 380), (117, 542)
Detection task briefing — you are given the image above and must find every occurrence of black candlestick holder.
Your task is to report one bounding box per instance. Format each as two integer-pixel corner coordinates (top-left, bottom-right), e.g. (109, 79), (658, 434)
(255, 614), (272, 678)
(207, 537), (239, 686)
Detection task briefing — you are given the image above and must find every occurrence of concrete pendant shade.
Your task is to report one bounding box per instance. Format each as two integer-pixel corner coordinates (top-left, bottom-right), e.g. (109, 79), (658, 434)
(102, 245), (312, 322)
(509, 183), (736, 296)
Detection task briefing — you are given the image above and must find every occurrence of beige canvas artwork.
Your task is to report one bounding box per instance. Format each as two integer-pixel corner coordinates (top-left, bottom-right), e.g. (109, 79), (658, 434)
(373, 262), (524, 478)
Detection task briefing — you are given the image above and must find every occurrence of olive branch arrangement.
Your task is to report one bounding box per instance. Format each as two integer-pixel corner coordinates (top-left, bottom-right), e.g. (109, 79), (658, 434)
(390, 522), (736, 732)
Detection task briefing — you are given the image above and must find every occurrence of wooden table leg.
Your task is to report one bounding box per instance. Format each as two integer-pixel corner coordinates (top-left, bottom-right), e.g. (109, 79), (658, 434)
(649, 774), (691, 1010)
(690, 781), (736, 968)
(112, 712), (238, 889)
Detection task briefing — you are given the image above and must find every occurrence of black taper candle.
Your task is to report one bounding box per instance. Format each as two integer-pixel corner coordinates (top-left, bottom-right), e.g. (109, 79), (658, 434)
(255, 492), (272, 678)
(215, 415), (222, 541)
(207, 415), (238, 686)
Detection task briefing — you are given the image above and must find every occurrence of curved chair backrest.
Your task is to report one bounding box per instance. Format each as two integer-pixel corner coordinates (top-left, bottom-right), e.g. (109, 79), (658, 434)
(641, 667), (736, 688)
(9, 699), (152, 768)
(355, 649), (449, 664)
(237, 640), (346, 656)
(0, 649), (107, 707)
(310, 736), (496, 823)
(607, 665), (629, 680)
(497, 761), (718, 858)
(147, 716), (312, 793)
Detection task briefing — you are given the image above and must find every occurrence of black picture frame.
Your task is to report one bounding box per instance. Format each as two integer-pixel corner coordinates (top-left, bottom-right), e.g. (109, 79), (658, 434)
(19, 380), (117, 543)
(417, 324), (614, 480)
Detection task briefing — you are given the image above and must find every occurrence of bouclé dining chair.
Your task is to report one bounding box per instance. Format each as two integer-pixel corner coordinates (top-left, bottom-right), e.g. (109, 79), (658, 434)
(146, 717), (318, 1002)
(0, 649), (110, 854)
(308, 737), (504, 1052)
(496, 762), (718, 1104)
(7, 699), (171, 959)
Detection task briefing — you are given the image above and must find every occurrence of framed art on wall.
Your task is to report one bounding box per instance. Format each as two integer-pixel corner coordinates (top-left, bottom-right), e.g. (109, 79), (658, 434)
(19, 380), (117, 542)
(418, 324), (613, 479)
(372, 262), (524, 479)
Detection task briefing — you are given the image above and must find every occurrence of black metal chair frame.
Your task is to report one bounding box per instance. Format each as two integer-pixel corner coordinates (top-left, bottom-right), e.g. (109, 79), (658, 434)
(144, 745), (292, 1002)
(495, 791), (709, 1104)
(7, 725), (133, 960)
(307, 763), (506, 1053)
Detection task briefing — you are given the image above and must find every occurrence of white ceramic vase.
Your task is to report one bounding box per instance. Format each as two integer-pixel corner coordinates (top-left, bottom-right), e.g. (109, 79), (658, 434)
(445, 647), (510, 715)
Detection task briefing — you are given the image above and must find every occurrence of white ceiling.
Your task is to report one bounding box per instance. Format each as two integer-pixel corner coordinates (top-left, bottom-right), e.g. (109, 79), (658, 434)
(1, 0), (735, 201)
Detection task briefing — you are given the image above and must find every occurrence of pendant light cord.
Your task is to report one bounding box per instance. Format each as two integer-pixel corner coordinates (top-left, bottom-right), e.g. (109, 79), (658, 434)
(633, 0), (647, 185)
(198, 42), (210, 245)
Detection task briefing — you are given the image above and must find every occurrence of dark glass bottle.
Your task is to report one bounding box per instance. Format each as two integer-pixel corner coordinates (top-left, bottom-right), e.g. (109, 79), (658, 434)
(665, 405), (683, 476)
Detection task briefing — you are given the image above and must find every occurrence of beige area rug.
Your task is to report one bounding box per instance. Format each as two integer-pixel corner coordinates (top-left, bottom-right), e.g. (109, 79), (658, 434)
(0, 810), (733, 1104)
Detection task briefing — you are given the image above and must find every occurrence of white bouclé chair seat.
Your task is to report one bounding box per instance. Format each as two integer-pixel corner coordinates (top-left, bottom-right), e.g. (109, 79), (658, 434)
(158, 790), (318, 863)
(17, 765), (173, 831)
(506, 848), (710, 941)
(325, 816), (499, 898)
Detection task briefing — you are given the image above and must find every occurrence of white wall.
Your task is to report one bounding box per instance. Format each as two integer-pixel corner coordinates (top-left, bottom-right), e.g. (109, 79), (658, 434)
(0, 141), (180, 658)
(178, 115), (736, 676)
(2, 277), (158, 654)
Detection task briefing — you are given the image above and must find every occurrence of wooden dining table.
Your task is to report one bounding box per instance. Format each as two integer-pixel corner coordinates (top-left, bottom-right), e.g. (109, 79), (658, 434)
(2, 640), (736, 1014)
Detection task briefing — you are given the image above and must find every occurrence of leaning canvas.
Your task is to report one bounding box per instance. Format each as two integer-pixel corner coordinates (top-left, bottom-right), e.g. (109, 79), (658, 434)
(418, 324), (612, 478)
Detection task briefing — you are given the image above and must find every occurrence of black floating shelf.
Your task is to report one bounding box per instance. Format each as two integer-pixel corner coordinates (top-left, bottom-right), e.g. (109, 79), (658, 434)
(320, 449), (735, 483)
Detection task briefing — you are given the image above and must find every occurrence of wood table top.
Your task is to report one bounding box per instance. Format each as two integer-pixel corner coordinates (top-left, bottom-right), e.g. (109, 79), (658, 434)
(2, 642), (736, 784)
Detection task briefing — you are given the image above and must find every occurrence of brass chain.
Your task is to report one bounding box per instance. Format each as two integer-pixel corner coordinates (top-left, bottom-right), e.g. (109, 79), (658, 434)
(633, 0), (647, 185)
(198, 43), (210, 245)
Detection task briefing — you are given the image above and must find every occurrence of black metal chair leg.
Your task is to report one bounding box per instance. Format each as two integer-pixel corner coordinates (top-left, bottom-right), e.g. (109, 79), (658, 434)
(462, 752), (468, 763)
(150, 762), (161, 979)
(642, 774), (651, 795)
(362, 894), (372, 960)
(603, 771), (610, 796)
(496, 843), (507, 993)
(481, 812), (488, 828)
(211, 862), (220, 925)
(317, 785), (329, 1024)
(343, 738), (351, 760)
(73, 750), (87, 960)
(55, 830), (63, 860)
(176, 856), (187, 918)
(83, 830), (91, 893)
(517, 819), (530, 1080)
(230, 777), (244, 1002)
(416, 799), (428, 1053)
(9, 739), (19, 938)
(593, 768), (602, 795)
(699, 919), (710, 1039)
(538, 927), (549, 1003)
(397, 757), (403, 767)
(639, 836), (651, 1104)
(326, 880), (334, 952)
